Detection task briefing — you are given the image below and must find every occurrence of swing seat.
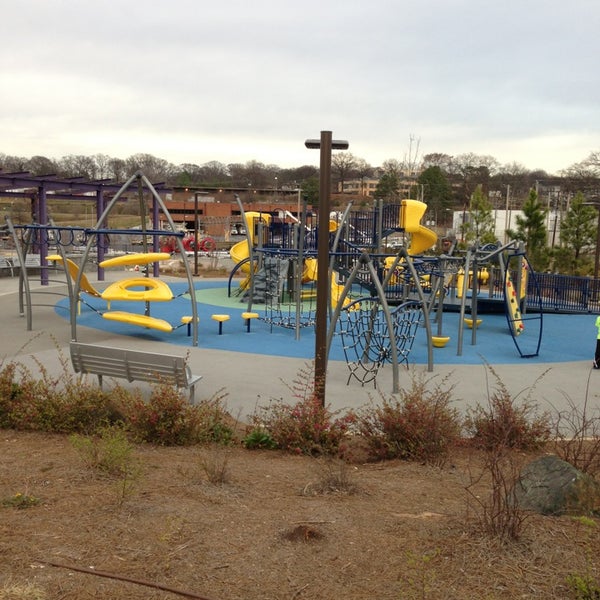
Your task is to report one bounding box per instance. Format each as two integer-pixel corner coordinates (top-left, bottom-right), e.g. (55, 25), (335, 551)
(101, 278), (174, 302)
(102, 311), (173, 332)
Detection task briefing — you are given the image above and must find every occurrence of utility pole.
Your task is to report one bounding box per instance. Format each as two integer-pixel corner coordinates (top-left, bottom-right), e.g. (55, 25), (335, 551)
(305, 132), (349, 406)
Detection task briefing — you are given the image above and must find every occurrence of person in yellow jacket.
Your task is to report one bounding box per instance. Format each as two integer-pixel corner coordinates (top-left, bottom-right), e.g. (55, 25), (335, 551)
(595, 315), (600, 369)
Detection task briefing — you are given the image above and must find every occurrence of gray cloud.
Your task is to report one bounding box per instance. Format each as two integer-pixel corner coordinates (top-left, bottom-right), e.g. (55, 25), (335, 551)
(1, 0), (599, 172)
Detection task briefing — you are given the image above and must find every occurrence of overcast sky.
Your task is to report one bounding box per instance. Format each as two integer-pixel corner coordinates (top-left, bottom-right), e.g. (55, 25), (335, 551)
(1, 0), (599, 175)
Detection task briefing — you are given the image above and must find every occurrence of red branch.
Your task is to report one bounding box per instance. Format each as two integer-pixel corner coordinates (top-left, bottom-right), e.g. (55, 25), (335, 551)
(40, 559), (217, 600)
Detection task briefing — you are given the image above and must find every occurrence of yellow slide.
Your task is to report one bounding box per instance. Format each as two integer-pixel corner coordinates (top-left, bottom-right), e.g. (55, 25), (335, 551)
(303, 258), (349, 308)
(230, 240), (250, 272)
(229, 211), (272, 287)
(401, 199), (437, 255)
(46, 254), (102, 298)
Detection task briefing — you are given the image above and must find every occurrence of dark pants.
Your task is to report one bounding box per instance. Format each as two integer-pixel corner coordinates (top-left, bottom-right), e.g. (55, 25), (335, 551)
(595, 339), (600, 366)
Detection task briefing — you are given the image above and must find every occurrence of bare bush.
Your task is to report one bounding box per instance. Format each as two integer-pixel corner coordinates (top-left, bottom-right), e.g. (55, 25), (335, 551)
(550, 379), (600, 477)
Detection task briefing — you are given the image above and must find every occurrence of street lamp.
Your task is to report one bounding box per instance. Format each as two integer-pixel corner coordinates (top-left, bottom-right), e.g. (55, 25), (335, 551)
(305, 131), (349, 407)
(193, 191), (208, 276)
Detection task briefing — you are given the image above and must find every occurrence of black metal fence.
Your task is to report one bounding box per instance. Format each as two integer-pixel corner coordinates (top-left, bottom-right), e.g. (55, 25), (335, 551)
(531, 273), (600, 314)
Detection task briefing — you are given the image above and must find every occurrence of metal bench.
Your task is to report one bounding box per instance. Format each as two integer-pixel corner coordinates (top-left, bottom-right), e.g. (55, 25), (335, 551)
(12, 254), (41, 269)
(69, 341), (202, 403)
(0, 256), (13, 276)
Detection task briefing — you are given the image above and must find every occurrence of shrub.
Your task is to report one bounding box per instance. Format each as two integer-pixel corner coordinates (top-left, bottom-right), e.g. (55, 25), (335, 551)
(249, 396), (353, 456)
(199, 444), (231, 485)
(70, 426), (142, 506)
(0, 356), (125, 434)
(242, 427), (277, 450)
(465, 447), (530, 541)
(248, 363), (353, 456)
(566, 517), (600, 599)
(551, 392), (600, 477)
(0, 354), (234, 447)
(70, 426), (137, 477)
(301, 457), (357, 495)
(123, 382), (233, 446)
(464, 364), (550, 452)
(351, 372), (460, 464)
(1, 492), (40, 510)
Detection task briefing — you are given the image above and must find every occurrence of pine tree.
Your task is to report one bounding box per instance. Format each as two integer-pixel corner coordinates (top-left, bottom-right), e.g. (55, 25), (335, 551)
(461, 184), (496, 244)
(375, 172), (400, 202)
(507, 188), (548, 269)
(555, 192), (597, 274)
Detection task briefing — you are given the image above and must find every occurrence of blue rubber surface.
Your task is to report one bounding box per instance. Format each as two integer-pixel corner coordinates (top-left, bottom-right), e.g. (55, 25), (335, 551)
(54, 281), (596, 366)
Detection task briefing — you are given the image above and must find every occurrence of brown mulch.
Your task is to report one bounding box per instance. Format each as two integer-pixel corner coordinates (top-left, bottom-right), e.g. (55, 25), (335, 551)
(0, 431), (596, 599)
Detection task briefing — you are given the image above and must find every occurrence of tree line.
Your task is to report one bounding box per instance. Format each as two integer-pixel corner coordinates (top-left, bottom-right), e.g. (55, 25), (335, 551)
(2, 148), (600, 275)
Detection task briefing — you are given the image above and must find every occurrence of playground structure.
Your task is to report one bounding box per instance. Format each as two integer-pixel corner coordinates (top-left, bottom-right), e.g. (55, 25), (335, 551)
(225, 194), (545, 387)
(3, 169), (546, 392)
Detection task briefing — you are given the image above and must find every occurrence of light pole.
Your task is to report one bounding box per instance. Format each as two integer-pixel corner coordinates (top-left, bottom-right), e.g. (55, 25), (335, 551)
(193, 191), (208, 276)
(305, 131), (349, 407)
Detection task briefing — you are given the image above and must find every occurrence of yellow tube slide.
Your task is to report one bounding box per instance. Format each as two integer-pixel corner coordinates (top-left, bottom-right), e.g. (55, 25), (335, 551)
(401, 199), (438, 255)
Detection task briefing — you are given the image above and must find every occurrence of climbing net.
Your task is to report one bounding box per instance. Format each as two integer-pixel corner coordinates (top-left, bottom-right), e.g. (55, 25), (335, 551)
(247, 250), (317, 329)
(337, 298), (424, 387)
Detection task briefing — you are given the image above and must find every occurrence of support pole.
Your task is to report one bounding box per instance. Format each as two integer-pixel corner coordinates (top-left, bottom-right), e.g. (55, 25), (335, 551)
(305, 132), (349, 406)
(315, 131), (332, 406)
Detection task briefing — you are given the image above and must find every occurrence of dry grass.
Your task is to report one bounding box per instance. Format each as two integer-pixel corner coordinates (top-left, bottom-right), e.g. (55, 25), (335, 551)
(0, 430), (598, 599)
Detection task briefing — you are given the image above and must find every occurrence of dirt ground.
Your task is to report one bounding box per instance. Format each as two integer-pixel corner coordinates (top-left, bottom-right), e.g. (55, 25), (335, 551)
(0, 430), (597, 600)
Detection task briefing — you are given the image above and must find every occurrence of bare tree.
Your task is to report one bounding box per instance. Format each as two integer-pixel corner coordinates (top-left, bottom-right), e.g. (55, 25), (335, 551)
(59, 154), (98, 179)
(422, 152), (453, 172)
(124, 153), (174, 182)
(26, 155), (57, 176)
(354, 158), (374, 196)
(227, 160), (275, 188)
(583, 151), (600, 175)
(198, 161), (229, 185)
(0, 153), (30, 172)
(380, 158), (402, 177)
(331, 152), (357, 193)
(107, 157), (127, 182)
(401, 134), (421, 175)
(93, 154), (112, 180)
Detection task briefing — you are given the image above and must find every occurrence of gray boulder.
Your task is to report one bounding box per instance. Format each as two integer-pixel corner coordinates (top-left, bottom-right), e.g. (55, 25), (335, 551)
(514, 455), (600, 516)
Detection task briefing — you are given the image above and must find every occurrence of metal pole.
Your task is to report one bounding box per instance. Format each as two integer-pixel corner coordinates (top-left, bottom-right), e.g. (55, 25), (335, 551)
(194, 192), (199, 276)
(305, 132), (349, 406)
(314, 131), (332, 406)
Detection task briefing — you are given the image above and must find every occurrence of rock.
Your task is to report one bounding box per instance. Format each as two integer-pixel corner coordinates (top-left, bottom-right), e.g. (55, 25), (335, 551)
(514, 455), (600, 516)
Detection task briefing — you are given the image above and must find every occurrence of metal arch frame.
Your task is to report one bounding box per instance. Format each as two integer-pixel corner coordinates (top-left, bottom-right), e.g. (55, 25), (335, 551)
(327, 247), (433, 395)
(70, 170), (199, 346)
(500, 249), (543, 358)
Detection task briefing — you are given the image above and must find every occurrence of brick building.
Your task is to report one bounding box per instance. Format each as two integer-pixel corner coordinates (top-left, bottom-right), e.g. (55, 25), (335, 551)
(164, 186), (310, 240)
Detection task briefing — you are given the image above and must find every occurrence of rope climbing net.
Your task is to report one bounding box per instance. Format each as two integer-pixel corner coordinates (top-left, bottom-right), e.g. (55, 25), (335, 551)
(337, 298), (424, 387)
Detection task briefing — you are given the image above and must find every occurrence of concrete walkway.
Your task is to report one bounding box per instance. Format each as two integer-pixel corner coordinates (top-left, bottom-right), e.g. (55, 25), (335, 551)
(0, 271), (598, 423)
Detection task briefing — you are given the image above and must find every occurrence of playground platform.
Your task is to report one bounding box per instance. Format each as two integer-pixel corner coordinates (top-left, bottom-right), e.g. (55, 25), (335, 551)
(0, 272), (598, 423)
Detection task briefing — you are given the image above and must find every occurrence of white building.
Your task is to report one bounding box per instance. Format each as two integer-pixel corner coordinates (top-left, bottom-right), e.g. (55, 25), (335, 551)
(452, 208), (562, 246)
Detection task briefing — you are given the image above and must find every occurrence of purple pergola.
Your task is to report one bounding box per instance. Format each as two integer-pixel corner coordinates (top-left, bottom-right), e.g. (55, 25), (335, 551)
(0, 170), (170, 281)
